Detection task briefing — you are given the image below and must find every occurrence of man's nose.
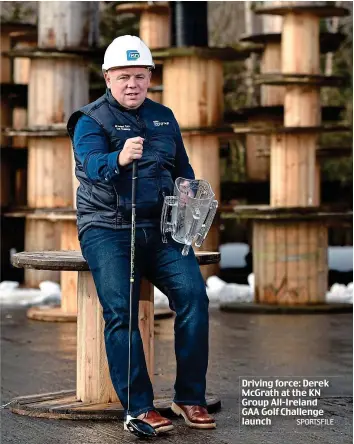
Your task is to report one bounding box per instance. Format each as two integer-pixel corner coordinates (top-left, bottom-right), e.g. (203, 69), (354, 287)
(127, 76), (137, 88)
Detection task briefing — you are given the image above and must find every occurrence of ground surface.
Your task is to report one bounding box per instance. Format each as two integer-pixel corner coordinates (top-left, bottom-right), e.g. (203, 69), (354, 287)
(1, 307), (352, 444)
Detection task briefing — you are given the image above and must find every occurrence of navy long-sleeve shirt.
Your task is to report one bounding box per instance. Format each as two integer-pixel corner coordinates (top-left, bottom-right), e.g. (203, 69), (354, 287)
(73, 114), (194, 184)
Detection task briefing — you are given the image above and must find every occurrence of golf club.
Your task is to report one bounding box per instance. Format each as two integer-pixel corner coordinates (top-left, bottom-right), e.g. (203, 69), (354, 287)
(124, 160), (157, 439)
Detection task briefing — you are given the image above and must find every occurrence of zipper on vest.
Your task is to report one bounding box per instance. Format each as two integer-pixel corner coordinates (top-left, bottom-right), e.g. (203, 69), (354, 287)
(136, 113), (147, 140)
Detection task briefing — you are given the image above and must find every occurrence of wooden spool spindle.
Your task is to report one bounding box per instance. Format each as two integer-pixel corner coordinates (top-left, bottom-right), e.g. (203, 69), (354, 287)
(28, 58), (89, 127)
(38, 2), (99, 49)
(24, 218), (60, 287)
(60, 220), (80, 315)
(253, 220), (328, 305)
(140, 8), (170, 49)
(27, 137), (73, 208)
(77, 273), (154, 403)
(164, 56), (223, 128)
(270, 133), (317, 207)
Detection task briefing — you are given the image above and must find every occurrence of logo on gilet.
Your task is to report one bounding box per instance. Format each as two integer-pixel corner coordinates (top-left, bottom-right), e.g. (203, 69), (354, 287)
(127, 50), (140, 61)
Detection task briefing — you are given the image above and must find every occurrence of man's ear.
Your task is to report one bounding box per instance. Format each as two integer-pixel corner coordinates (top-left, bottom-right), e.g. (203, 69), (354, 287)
(104, 71), (111, 88)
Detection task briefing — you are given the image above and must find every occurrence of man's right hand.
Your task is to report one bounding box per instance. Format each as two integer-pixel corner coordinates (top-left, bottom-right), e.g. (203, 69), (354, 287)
(118, 136), (144, 167)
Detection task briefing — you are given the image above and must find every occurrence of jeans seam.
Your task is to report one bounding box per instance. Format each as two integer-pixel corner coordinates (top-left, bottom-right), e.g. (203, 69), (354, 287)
(142, 227), (148, 244)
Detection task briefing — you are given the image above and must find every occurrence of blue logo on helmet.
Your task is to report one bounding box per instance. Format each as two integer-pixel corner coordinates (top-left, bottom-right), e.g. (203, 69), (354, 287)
(127, 50), (140, 61)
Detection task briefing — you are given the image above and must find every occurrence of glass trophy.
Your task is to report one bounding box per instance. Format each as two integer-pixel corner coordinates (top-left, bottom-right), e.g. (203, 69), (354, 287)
(161, 177), (218, 256)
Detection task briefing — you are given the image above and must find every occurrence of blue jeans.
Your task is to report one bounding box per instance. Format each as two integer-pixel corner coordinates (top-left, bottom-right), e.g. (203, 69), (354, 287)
(80, 226), (209, 417)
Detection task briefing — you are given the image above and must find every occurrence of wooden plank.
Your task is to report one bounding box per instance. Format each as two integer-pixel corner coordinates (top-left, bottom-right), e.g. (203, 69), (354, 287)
(26, 395), (77, 409)
(257, 74), (344, 87)
(116, 2), (169, 14)
(76, 272), (86, 401)
(297, 221), (309, 303)
(260, 43), (284, 106)
(241, 31), (346, 54)
(255, 3), (349, 18)
(307, 223), (318, 304)
(253, 221), (264, 303)
(284, 134), (299, 206)
(270, 133), (285, 206)
(284, 223), (299, 304)
(12, 108), (28, 148)
(317, 224), (328, 303)
(260, 222), (277, 303)
(12, 250), (221, 271)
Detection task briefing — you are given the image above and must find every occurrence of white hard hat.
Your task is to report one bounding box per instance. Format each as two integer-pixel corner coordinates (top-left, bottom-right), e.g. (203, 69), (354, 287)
(102, 35), (155, 71)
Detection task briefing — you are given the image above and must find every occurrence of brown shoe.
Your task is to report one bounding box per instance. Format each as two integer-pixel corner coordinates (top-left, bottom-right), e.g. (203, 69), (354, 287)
(171, 402), (216, 429)
(136, 410), (174, 434)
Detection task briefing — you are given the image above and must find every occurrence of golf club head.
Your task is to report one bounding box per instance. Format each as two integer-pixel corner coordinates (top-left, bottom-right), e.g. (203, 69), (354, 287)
(125, 417), (158, 439)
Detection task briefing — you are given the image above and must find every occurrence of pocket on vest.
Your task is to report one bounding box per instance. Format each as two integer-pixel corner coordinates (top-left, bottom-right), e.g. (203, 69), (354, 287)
(160, 172), (174, 197)
(119, 176), (160, 219)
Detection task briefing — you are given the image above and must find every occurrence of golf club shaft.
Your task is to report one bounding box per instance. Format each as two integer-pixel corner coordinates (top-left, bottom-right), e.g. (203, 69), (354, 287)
(127, 160), (138, 414)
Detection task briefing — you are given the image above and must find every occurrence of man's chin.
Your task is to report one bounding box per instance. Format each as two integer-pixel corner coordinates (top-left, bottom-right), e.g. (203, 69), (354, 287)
(123, 97), (144, 109)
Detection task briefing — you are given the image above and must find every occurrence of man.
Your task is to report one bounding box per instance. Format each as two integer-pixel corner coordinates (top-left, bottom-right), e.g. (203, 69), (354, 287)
(67, 35), (215, 434)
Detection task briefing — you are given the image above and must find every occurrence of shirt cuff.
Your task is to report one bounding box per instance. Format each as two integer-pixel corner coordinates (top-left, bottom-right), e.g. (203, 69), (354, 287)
(106, 151), (122, 181)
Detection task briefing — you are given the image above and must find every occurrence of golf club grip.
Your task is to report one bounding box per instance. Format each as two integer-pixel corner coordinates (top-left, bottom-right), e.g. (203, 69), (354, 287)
(132, 160), (138, 205)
